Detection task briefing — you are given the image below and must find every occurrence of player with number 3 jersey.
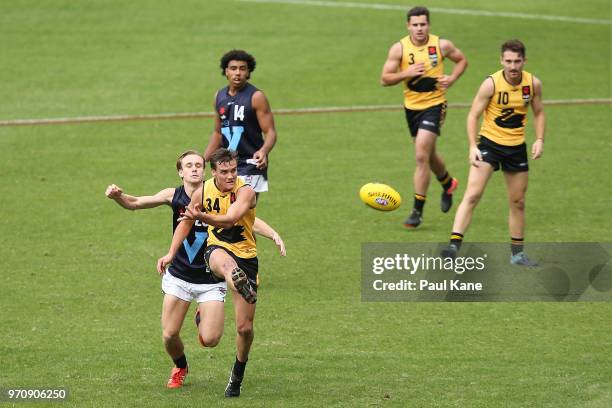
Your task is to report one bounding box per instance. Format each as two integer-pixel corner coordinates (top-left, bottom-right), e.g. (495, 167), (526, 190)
(380, 7), (468, 228)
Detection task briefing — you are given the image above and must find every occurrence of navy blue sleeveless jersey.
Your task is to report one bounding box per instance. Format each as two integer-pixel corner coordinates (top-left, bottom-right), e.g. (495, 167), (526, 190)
(215, 83), (267, 178)
(167, 186), (217, 284)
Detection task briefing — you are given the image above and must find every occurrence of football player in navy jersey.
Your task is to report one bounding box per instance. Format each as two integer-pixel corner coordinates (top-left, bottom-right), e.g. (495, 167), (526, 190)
(105, 150), (285, 389)
(204, 50), (277, 195)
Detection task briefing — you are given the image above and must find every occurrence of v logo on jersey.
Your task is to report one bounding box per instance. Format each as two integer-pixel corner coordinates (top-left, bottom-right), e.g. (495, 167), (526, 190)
(221, 126), (245, 151)
(183, 232), (208, 263)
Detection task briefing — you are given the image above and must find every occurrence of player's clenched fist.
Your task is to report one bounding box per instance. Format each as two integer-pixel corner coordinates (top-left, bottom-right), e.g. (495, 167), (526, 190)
(405, 62), (425, 77)
(105, 184), (123, 198)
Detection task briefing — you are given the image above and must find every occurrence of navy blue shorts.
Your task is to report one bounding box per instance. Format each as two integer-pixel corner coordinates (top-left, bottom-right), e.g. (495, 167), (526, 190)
(478, 136), (529, 172)
(404, 102), (447, 137)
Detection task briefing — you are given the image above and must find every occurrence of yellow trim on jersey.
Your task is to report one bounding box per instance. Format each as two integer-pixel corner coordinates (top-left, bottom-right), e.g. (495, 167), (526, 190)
(480, 69), (534, 146)
(203, 177), (257, 259)
(400, 34), (446, 110)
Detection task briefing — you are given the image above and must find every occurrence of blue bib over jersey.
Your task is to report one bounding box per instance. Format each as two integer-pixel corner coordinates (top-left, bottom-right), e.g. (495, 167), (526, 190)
(167, 186), (217, 284)
(215, 83), (267, 178)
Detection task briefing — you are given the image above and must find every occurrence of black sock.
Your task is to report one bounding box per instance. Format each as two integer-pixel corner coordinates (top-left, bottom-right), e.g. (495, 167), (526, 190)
(437, 172), (453, 191)
(414, 194), (426, 212)
(511, 237), (524, 256)
(450, 232), (463, 250)
(232, 356), (247, 381)
(173, 354), (188, 369)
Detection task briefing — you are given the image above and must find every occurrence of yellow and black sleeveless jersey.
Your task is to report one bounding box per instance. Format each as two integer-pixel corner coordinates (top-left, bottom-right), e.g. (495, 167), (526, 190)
(400, 34), (445, 110)
(480, 69), (534, 146)
(203, 176), (256, 259)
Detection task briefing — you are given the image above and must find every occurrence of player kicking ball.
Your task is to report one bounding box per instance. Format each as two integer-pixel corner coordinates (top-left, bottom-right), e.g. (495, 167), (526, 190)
(107, 150), (284, 390)
(158, 148), (273, 397)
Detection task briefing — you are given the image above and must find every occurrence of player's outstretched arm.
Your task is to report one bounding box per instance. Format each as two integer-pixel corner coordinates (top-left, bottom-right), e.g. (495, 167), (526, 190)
(380, 42), (425, 86)
(105, 184), (174, 210)
(253, 217), (286, 256)
(438, 39), (468, 90)
(530, 77), (546, 159)
(252, 91), (277, 170)
(466, 78), (494, 167)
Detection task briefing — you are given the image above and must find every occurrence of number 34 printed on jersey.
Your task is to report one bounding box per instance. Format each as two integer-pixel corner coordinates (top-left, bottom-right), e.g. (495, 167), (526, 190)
(205, 198), (220, 213)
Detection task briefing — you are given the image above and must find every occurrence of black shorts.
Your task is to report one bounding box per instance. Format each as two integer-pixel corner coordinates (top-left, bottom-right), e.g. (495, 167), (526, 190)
(478, 136), (529, 172)
(204, 245), (259, 291)
(404, 102), (447, 137)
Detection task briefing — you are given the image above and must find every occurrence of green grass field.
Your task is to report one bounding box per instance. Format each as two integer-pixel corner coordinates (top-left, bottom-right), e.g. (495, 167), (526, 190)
(1, 1), (611, 407)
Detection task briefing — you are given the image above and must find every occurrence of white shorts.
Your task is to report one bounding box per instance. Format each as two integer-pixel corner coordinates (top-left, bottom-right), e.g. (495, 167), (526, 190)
(162, 272), (227, 303)
(239, 174), (268, 193)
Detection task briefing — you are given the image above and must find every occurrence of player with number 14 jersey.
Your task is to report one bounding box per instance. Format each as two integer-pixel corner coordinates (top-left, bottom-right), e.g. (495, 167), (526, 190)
(205, 50), (278, 194)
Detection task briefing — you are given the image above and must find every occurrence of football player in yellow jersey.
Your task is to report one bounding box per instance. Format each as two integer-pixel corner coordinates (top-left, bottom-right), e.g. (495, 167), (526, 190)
(442, 40), (546, 266)
(108, 150), (284, 390)
(157, 148), (280, 397)
(380, 6), (467, 228)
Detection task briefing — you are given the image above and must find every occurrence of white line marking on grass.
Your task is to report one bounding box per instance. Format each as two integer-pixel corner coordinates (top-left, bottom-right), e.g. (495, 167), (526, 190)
(238, 0), (612, 25)
(0, 99), (610, 127)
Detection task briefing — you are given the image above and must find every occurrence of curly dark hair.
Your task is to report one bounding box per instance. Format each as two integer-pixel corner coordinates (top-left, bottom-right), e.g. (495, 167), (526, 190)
(220, 49), (256, 77)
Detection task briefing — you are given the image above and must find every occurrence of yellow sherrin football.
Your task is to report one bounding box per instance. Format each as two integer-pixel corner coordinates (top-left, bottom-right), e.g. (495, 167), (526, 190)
(359, 183), (402, 211)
